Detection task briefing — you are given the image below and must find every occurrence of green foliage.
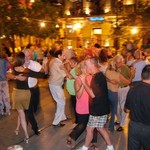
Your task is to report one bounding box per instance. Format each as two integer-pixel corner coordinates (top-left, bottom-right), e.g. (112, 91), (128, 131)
(26, 0), (60, 38)
(112, 3), (150, 38)
(0, 0), (26, 37)
(0, 0), (60, 39)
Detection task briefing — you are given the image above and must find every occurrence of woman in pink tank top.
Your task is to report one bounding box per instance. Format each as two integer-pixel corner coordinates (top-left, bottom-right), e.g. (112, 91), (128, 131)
(66, 61), (97, 149)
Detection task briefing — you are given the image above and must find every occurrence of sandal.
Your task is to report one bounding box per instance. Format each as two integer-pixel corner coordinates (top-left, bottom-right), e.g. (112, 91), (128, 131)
(66, 139), (72, 148)
(24, 137), (29, 143)
(14, 130), (19, 136)
(90, 144), (99, 150)
(66, 137), (72, 148)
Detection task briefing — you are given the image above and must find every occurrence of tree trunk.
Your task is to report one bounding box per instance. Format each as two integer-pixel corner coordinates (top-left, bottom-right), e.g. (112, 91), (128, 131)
(8, 35), (15, 53)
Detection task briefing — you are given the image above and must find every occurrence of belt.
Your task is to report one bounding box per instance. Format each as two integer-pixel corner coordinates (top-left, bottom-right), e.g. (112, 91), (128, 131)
(120, 85), (128, 88)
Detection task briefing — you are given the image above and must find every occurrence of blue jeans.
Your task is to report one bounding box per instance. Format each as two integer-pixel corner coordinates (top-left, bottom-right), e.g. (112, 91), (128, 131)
(108, 90), (118, 131)
(128, 120), (150, 150)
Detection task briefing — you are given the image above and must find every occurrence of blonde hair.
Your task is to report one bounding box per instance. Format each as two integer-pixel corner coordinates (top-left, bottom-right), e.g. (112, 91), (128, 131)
(108, 60), (116, 70)
(113, 54), (124, 63)
(76, 61), (86, 76)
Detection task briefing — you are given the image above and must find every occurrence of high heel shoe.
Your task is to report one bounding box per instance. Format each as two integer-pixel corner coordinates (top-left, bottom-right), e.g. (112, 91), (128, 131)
(14, 130), (19, 135)
(33, 129), (40, 135)
(66, 137), (75, 148)
(5, 111), (10, 115)
(66, 138), (72, 148)
(24, 137), (29, 143)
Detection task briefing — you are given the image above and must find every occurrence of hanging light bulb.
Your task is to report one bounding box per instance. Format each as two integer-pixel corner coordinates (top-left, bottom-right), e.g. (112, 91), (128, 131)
(40, 22), (46, 27)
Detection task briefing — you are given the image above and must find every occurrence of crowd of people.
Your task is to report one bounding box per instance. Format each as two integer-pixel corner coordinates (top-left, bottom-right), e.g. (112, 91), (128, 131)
(0, 42), (150, 150)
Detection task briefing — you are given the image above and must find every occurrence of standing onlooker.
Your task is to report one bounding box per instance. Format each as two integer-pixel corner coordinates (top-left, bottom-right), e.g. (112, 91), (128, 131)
(48, 50), (67, 126)
(79, 57), (114, 150)
(124, 38), (134, 52)
(126, 51), (134, 65)
(0, 51), (11, 115)
(113, 55), (132, 132)
(26, 44), (38, 62)
(42, 50), (51, 77)
(130, 50), (149, 87)
(125, 65), (150, 150)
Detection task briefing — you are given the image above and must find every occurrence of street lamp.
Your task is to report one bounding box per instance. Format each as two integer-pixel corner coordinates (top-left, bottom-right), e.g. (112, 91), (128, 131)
(65, 10), (71, 16)
(131, 28), (138, 34)
(40, 22), (46, 27)
(55, 24), (59, 28)
(73, 23), (82, 30)
(30, 0), (35, 3)
(85, 8), (90, 15)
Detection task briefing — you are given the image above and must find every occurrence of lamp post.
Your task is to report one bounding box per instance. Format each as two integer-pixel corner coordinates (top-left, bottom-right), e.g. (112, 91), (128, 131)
(114, 0), (120, 51)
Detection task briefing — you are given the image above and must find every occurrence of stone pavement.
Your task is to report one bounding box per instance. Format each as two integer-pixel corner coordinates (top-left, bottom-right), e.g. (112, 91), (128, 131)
(0, 79), (128, 150)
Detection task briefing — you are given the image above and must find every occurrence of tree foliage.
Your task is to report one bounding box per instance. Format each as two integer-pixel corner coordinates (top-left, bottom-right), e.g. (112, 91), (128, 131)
(112, 2), (150, 48)
(0, 0), (61, 40)
(0, 0), (27, 37)
(26, 0), (61, 38)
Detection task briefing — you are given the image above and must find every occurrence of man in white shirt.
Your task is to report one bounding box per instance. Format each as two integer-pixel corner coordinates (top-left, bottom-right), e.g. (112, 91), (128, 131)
(23, 48), (45, 135)
(48, 50), (67, 127)
(129, 50), (149, 86)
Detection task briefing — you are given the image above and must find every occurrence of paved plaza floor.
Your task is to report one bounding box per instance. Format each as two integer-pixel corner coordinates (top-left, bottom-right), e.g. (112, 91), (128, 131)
(0, 79), (128, 150)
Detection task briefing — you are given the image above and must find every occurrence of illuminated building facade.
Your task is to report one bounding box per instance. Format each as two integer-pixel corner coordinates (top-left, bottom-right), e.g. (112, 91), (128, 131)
(59, 0), (149, 49)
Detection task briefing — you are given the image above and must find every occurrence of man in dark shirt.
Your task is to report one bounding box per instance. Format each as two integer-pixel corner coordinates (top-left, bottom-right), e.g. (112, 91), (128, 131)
(79, 57), (114, 150)
(125, 65), (150, 150)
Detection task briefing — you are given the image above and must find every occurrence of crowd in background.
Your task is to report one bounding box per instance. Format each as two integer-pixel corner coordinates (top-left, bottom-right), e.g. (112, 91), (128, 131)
(0, 40), (150, 150)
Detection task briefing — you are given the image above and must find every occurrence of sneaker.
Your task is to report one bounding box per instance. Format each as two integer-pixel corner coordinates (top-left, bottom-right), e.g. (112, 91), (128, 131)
(52, 122), (65, 127)
(106, 145), (114, 150)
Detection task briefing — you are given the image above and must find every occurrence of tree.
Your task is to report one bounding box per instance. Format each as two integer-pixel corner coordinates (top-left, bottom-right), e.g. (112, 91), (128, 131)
(0, 0), (28, 51)
(122, 2), (150, 47)
(111, 1), (150, 50)
(26, 0), (61, 38)
(0, 0), (61, 52)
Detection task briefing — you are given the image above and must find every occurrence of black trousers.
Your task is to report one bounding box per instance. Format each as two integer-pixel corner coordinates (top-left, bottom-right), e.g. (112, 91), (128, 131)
(70, 95), (77, 123)
(128, 120), (150, 150)
(30, 87), (40, 113)
(69, 113), (97, 142)
(25, 87), (40, 131)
